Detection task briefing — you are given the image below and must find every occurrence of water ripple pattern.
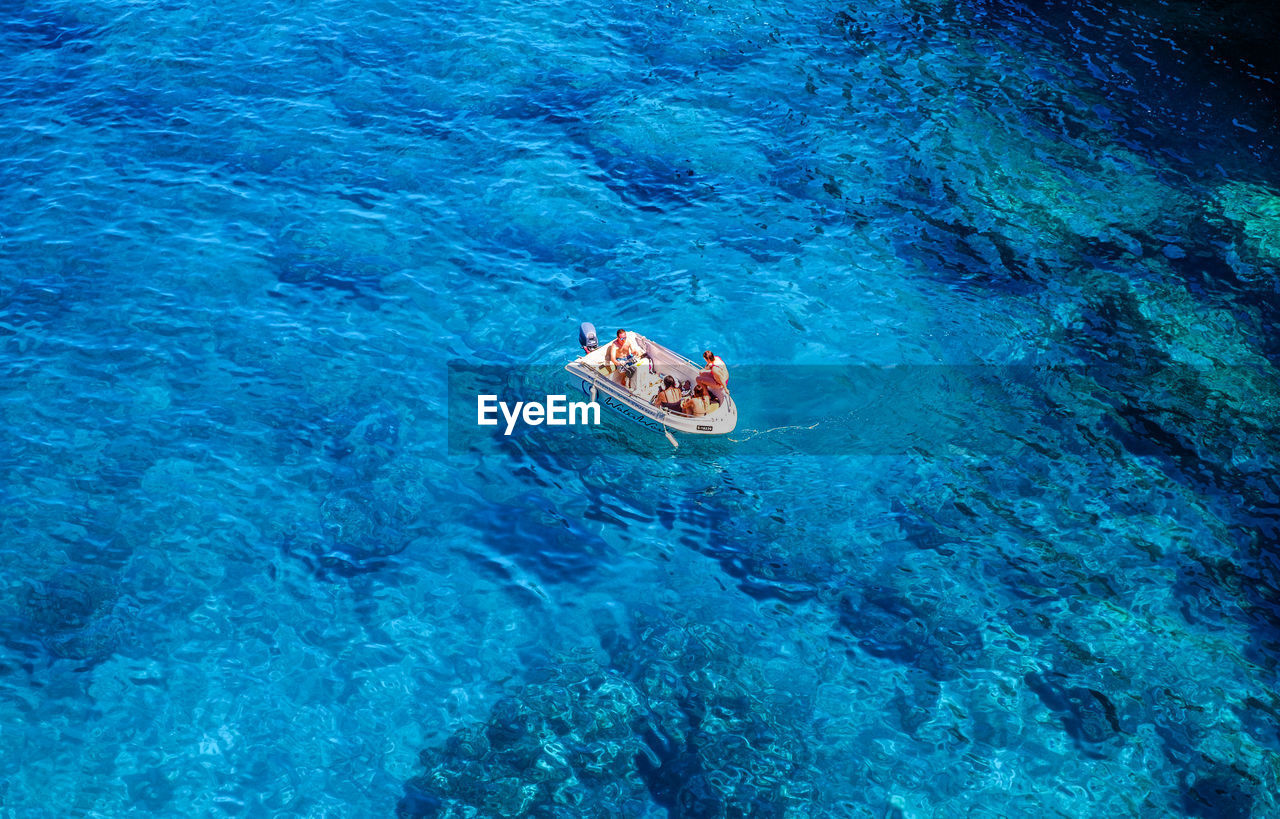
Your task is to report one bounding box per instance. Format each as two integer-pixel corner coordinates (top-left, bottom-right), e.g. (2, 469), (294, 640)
(2, 0), (1278, 815)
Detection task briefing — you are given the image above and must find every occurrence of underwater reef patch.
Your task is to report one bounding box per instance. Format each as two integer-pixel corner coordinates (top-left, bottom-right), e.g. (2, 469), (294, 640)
(837, 588), (985, 682)
(400, 620), (816, 817)
(1025, 670), (1123, 758)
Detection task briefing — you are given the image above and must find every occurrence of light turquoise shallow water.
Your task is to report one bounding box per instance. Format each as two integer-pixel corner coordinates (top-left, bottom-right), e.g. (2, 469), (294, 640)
(2, 0), (1279, 816)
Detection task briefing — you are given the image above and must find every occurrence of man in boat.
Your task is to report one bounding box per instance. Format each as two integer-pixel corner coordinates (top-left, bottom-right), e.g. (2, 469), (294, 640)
(605, 328), (645, 389)
(696, 349), (728, 404)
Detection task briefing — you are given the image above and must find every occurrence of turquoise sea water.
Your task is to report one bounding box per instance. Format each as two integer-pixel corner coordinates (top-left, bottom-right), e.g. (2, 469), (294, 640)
(3, 0), (1279, 815)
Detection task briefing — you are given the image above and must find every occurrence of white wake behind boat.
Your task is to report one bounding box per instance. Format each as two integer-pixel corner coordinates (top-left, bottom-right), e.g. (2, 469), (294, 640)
(565, 323), (737, 438)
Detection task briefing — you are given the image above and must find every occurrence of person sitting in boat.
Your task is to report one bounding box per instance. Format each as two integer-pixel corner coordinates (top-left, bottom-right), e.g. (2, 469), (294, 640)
(695, 349), (728, 402)
(682, 383), (713, 417)
(651, 375), (683, 412)
(605, 328), (645, 388)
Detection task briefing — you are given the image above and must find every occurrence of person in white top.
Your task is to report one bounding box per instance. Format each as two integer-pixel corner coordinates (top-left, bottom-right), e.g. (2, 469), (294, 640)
(695, 349), (728, 403)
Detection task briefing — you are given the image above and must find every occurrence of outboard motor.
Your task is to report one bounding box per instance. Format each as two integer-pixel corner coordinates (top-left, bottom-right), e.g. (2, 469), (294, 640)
(578, 322), (598, 353)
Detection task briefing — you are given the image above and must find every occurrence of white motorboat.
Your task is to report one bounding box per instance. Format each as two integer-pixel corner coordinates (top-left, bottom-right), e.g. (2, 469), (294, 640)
(565, 323), (737, 440)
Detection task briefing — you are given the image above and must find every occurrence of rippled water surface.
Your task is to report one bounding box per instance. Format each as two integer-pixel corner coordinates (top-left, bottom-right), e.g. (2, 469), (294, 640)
(3, 0), (1279, 815)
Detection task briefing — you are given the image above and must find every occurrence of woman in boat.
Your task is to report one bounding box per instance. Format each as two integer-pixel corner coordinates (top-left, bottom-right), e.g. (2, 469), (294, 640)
(682, 383), (712, 417)
(695, 350), (728, 402)
(652, 375), (683, 412)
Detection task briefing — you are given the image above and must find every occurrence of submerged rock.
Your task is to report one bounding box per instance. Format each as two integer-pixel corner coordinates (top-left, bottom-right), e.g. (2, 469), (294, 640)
(1025, 670), (1123, 758)
(399, 670), (649, 817)
(1182, 768), (1256, 819)
(837, 589), (985, 681)
(21, 564), (126, 668)
(401, 620), (815, 817)
(1216, 181), (1280, 267)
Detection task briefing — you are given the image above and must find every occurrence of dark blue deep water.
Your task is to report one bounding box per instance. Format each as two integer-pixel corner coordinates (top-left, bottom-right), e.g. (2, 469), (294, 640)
(3, 0), (1279, 815)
